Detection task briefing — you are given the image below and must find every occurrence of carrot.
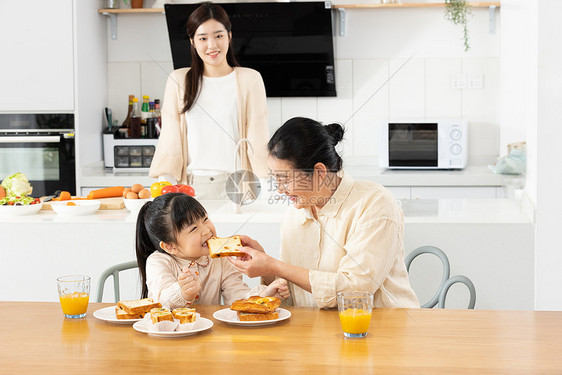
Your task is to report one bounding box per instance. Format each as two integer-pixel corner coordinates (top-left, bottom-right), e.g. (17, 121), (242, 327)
(0, 186), (5, 199)
(59, 191), (71, 201)
(51, 191), (71, 201)
(87, 186), (125, 199)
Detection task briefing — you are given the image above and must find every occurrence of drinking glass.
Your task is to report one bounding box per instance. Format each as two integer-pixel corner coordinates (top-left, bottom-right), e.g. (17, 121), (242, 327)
(337, 291), (374, 338)
(57, 275), (90, 319)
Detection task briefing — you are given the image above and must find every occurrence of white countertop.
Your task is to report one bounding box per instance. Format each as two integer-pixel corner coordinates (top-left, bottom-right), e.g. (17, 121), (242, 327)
(0, 198), (532, 224)
(79, 162), (514, 188)
(346, 165), (512, 187)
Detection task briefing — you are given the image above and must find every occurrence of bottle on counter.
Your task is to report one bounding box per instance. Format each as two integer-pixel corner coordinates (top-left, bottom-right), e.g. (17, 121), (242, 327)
(154, 99), (162, 137)
(122, 94), (134, 138)
(130, 97), (142, 138)
(147, 101), (156, 138)
(140, 95), (150, 138)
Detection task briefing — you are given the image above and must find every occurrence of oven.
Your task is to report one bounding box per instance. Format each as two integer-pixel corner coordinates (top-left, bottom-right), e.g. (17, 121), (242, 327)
(0, 114), (76, 197)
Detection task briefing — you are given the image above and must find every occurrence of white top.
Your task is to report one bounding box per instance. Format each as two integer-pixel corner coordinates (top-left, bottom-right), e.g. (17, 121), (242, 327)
(185, 70), (239, 174)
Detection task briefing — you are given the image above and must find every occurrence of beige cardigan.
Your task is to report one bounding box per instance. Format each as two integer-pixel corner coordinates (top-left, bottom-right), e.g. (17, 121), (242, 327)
(149, 67), (270, 183)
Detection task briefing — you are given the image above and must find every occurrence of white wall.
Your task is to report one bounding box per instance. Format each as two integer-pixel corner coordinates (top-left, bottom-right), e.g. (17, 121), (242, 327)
(105, 3), (501, 166)
(534, 0), (562, 311)
(501, 0), (562, 310)
(74, 0), (108, 179)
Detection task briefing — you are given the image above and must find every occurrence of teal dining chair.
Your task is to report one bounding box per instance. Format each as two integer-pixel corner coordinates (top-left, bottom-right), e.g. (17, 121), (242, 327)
(405, 246), (476, 309)
(96, 261), (138, 303)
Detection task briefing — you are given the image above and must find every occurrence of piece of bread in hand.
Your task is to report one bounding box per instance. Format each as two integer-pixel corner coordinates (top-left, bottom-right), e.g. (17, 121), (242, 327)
(230, 296), (281, 314)
(237, 311), (279, 321)
(207, 235), (245, 258)
(172, 308), (197, 324)
(117, 298), (162, 315)
(150, 308), (174, 324)
(115, 306), (143, 320)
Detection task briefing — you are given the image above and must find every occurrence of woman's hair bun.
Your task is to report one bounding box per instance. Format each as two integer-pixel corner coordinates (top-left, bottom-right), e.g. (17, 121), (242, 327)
(325, 123), (345, 146)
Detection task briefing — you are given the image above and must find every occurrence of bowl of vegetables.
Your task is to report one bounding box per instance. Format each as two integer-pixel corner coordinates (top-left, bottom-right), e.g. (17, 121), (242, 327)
(0, 173), (43, 216)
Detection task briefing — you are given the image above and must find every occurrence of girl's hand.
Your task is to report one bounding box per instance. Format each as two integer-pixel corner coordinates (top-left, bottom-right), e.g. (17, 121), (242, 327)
(261, 278), (290, 300)
(178, 267), (201, 303)
(228, 247), (275, 278)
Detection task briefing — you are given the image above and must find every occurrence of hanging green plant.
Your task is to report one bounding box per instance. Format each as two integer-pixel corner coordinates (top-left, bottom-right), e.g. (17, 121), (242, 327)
(444, 0), (472, 52)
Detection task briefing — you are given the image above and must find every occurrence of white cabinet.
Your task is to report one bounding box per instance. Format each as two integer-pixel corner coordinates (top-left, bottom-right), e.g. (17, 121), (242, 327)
(386, 186), (503, 200)
(386, 187), (411, 200)
(411, 187), (499, 199)
(0, 0), (74, 111)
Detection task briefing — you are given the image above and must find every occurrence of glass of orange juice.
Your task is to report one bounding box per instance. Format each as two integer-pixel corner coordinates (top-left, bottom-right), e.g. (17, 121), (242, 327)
(337, 291), (374, 338)
(57, 275), (90, 319)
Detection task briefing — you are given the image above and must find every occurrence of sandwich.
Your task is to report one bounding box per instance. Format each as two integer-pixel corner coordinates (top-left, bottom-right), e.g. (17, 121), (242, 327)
(230, 296), (281, 314)
(115, 307), (143, 320)
(150, 307), (174, 324)
(207, 235), (245, 258)
(116, 298), (162, 319)
(172, 308), (197, 324)
(237, 311), (279, 321)
(230, 296), (281, 321)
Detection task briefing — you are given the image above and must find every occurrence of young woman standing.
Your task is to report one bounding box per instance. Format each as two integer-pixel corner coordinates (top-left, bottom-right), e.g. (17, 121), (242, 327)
(149, 2), (269, 200)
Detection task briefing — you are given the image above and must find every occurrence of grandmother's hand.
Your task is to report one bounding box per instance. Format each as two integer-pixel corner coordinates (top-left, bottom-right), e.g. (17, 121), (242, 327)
(238, 235), (265, 254)
(228, 247), (276, 278)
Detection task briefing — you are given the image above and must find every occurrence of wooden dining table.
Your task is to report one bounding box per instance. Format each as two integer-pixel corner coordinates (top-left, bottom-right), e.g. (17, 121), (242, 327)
(2, 302), (562, 374)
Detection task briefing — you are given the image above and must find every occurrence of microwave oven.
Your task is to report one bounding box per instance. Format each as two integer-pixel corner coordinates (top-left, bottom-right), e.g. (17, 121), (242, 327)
(379, 121), (468, 169)
(103, 134), (158, 172)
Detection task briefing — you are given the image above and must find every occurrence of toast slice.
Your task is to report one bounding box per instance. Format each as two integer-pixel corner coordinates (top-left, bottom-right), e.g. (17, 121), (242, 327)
(230, 296), (281, 314)
(115, 306), (143, 320)
(207, 235), (245, 258)
(150, 308), (174, 324)
(172, 308), (197, 324)
(117, 298), (162, 315)
(237, 311), (279, 321)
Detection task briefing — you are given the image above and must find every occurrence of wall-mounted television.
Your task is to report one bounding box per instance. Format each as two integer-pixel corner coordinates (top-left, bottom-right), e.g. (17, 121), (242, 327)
(164, 2), (336, 97)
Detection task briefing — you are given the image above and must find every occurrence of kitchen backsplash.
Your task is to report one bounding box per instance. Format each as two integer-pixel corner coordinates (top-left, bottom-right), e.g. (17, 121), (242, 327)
(107, 5), (499, 166)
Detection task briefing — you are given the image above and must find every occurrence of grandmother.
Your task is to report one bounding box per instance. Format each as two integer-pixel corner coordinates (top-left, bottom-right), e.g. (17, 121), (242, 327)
(229, 117), (419, 309)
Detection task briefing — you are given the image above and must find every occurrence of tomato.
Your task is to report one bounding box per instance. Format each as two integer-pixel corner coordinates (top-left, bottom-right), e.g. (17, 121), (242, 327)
(176, 184), (196, 197)
(161, 185), (179, 195)
(150, 181), (172, 198)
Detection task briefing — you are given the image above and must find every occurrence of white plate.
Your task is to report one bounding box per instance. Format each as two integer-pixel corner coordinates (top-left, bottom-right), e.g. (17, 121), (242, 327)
(124, 198), (152, 211)
(133, 317), (213, 337)
(213, 308), (291, 327)
(93, 305), (142, 324)
(51, 200), (100, 216)
(0, 202), (42, 216)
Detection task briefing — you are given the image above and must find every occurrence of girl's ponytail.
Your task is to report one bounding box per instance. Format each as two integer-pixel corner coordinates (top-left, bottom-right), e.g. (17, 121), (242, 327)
(136, 201), (155, 298)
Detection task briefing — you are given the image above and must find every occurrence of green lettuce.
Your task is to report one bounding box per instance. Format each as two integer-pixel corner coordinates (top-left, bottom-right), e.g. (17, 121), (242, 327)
(1, 172), (33, 197)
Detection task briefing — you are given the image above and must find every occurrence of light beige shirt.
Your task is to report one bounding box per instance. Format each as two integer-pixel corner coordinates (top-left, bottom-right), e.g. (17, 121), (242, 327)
(280, 171), (419, 309)
(149, 67), (270, 183)
(146, 252), (263, 309)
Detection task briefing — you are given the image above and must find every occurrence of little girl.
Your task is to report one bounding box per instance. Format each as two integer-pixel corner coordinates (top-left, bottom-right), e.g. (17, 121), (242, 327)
(136, 193), (289, 309)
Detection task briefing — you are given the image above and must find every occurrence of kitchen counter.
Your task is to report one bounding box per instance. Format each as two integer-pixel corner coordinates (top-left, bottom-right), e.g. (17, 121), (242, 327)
(0, 198), (531, 224)
(0, 198), (535, 310)
(79, 161), (515, 189)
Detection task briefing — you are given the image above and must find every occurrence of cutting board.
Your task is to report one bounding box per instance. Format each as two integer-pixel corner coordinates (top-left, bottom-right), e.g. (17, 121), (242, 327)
(40, 197), (124, 210)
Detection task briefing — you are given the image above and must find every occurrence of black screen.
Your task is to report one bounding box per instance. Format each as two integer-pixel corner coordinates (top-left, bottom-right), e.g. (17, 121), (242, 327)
(164, 2), (336, 97)
(388, 123), (438, 167)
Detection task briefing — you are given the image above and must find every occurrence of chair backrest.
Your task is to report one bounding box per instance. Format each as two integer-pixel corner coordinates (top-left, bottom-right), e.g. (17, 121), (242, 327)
(96, 261), (139, 303)
(405, 246), (476, 309)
